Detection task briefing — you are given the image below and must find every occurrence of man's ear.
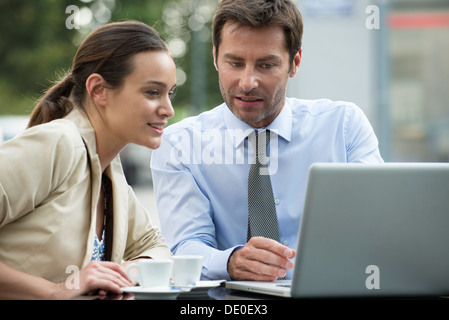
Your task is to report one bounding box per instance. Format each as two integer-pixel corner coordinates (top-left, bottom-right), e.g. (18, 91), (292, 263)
(85, 73), (107, 107)
(213, 45), (218, 71)
(289, 48), (302, 78)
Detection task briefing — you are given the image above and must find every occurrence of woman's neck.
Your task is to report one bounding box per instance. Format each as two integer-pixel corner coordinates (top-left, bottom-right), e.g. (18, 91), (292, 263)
(85, 107), (125, 173)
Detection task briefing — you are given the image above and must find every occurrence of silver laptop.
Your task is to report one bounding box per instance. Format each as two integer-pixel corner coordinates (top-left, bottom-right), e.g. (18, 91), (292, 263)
(226, 162), (449, 298)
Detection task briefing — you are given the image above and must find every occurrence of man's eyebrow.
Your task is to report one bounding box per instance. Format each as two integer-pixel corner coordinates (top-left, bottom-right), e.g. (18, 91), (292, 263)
(256, 55), (282, 63)
(222, 53), (244, 61)
(222, 53), (281, 62)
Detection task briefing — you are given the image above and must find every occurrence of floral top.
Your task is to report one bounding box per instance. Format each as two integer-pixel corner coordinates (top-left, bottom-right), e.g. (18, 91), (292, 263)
(92, 230), (105, 261)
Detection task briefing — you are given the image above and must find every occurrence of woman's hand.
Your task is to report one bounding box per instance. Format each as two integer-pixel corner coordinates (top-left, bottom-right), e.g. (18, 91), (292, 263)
(52, 261), (133, 299)
(0, 260), (132, 300)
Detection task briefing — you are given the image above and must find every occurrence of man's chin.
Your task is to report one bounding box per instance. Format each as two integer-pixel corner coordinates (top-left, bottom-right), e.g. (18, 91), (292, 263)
(225, 102), (271, 127)
(237, 115), (268, 128)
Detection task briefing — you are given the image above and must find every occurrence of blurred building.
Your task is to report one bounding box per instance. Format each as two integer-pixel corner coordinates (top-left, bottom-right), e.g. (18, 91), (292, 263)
(0, 115), (28, 143)
(289, 0), (449, 162)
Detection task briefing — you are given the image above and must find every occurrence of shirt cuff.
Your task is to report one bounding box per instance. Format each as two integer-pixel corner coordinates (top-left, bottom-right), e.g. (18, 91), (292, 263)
(201, 245), (243, 281)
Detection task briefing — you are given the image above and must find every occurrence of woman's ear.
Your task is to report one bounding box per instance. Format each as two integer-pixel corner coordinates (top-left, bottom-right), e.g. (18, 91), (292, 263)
(85, 73), (107, 107)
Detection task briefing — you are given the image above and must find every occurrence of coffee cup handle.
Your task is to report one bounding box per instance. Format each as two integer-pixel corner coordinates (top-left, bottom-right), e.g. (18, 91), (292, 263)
(126, 263), (141, 285)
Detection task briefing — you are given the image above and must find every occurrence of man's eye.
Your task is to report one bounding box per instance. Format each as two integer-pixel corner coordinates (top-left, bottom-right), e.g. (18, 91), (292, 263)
(261, 63), (275, 69)
(230, 62), (243, 68)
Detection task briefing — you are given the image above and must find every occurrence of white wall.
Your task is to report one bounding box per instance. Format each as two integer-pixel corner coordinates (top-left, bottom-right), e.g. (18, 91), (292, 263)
(288, 0), (380, 131)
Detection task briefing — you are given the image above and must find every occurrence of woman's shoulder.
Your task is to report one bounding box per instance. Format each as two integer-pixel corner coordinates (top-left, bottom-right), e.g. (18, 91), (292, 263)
(25, 118), (83, 146)
(6, 119), (86, 163)
(0, 118), (88, 195)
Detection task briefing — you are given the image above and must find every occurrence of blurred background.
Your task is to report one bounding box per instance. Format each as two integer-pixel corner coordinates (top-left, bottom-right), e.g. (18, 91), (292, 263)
(1, 0), (448, 191)
(292, 0), (449, 163)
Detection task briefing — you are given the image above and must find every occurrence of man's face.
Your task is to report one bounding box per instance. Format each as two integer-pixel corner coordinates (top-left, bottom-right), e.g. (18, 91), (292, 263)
(214, 22), (301, 128)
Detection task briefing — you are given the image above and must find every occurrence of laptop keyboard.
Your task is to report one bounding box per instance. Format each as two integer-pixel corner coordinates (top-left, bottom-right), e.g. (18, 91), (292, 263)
(276, 284), (291, 288)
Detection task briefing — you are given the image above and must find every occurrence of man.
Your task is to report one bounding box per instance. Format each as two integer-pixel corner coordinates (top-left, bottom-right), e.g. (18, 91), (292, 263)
(151, 0), (383, 281)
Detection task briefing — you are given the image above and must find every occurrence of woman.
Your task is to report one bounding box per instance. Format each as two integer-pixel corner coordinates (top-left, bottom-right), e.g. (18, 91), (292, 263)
(0, 21), (176, 299)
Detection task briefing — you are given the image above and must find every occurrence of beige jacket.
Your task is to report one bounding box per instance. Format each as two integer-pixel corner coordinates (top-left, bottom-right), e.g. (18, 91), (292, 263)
(0, 108), (170, 283)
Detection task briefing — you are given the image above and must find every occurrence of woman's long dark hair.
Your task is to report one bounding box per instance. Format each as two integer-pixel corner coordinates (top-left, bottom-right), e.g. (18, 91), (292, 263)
(28, 21), (168, 128)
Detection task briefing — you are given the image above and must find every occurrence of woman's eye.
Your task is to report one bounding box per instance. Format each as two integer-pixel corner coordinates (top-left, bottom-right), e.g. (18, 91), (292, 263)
(147, 90), (160, 97)
(169, 91), (176, 100)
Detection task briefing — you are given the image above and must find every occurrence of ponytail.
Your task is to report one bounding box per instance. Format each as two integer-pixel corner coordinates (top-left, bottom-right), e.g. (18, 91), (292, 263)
(27, 73), (75, 128)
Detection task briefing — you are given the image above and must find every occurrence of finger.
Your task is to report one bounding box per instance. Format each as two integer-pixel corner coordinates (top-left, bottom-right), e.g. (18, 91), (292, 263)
(99, 269), (133, 288)
(254, 248), (293, 270)
(92, 279), (123, 295)
(229, 246), (288, 280)
(242, 245), (294, 271)
(95, 262), (134, 286)
(289, 249), (297, 259)
(97, 289), (108, 296)
(232, 268), (278, 282)
(229, 256), (277, 281)
(83, 268), (131, 291)
(244, 258), (288, 279)
(248, 237), (295, 259)
(81, 272), (123, 296)
(98, 261), (133, 283)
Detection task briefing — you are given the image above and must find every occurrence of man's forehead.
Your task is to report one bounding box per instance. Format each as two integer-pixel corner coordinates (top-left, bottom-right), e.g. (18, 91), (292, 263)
(222, 20), (283, 36)
(219, 22), (289, 58)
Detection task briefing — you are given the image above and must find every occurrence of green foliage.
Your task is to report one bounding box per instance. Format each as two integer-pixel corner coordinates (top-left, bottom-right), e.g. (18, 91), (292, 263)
(0, 0), (222, 116)
(0, 0), (76, 114)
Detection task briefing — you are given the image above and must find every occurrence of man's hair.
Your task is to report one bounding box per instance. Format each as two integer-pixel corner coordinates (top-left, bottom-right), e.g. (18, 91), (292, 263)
(212, 0), (303, 63)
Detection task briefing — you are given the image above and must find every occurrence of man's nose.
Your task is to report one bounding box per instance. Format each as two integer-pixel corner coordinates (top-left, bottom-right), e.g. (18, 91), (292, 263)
(239, 66), (259, 92)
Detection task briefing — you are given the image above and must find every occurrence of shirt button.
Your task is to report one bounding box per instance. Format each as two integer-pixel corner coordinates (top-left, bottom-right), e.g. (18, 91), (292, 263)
(274, 198), (280, 205)
(283, 240), (289, 246)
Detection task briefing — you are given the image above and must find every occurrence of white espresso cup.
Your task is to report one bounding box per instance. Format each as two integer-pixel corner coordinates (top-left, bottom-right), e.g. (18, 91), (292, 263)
(126, 259), (173, 288)
(170, 255), (204, 286)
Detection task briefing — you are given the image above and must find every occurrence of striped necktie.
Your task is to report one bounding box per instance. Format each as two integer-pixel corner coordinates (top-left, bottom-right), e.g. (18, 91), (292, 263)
(247, 130), (280, 242)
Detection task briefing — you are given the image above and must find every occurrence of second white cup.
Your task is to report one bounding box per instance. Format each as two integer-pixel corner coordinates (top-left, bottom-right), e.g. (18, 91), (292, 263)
(126, 259), (173, 288)
(170, 255), (204, 286)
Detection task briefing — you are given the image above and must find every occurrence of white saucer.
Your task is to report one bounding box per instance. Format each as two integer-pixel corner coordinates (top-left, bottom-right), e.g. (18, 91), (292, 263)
(174, 280), (225, 289)
(121, 286), (188, 300)
(174, 280), (225, 298)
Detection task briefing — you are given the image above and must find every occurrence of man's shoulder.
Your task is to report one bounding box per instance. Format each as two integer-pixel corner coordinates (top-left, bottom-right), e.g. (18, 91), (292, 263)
(288, 97), (362, 117)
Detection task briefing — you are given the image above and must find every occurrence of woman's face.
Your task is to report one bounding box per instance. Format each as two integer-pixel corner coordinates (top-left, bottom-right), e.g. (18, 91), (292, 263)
(104, 50), (176, 150)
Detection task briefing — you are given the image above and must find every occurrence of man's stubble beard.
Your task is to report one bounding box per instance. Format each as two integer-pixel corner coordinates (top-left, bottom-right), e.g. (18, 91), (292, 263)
(218, 77), (287, 128)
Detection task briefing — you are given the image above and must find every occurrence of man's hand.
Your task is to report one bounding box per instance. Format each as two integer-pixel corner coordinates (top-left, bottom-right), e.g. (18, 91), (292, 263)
(227, 237), (295, 281)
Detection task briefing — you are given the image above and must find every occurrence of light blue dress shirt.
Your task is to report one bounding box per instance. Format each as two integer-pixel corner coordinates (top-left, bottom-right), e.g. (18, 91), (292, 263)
(151, 98), (383, 280)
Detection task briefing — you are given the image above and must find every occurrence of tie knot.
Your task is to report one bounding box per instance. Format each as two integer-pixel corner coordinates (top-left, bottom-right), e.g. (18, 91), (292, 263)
(249, 130), (270, 165)
(249, 130), (270, 157)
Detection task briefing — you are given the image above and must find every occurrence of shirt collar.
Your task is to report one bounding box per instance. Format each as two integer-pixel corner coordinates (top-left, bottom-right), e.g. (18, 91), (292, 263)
(223, 99), (292, 148)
